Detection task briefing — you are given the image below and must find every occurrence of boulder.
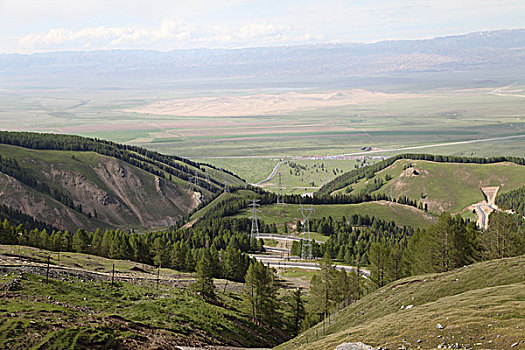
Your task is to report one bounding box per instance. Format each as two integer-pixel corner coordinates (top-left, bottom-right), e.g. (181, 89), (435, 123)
(336, 342), (377, 350)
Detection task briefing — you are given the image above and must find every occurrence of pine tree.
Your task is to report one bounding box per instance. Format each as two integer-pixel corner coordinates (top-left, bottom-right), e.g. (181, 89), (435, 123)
(369, 240), (390, 287)
(72, 229), (89, 253)
(193, 250), (216, 301)
(387, 242), (404, 282)
(310, 252), (336, 319)
(243, 261), (279, 326)
(285, 288), (305, 336)
(481, 211), (525, 259)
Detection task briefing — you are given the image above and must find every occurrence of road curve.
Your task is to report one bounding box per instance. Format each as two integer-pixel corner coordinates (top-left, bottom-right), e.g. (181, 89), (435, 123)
(257, 233), (325, 244)
(253, 161), (283, 185)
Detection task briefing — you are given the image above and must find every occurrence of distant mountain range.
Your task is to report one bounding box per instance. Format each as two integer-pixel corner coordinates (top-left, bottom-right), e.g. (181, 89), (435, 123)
(1, 29), (524, 89)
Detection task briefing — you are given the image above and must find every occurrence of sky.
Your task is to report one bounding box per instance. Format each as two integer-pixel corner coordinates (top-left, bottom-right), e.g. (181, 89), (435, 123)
(0, 0), (524, 53)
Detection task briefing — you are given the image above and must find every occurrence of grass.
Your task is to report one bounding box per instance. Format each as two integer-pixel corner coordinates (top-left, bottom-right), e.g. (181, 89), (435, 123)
(232, 202), (434, 230)
(0, 245), (284, 349)
(277, 254), (525, 350)
(337, 159), (525, 214)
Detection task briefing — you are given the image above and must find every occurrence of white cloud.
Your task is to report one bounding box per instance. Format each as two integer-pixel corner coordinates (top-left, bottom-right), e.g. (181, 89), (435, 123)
(17, 20), (319, 51)
(18, 20), (196, 50)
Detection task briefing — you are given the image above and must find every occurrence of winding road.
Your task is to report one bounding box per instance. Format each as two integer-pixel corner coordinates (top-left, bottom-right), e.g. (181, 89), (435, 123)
(253, 161), (283, 185)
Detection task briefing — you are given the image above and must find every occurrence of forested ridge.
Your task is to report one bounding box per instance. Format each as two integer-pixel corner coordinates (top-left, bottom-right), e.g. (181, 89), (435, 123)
(0, 131), (244, 193)
(495, 186), (525, 217)
(317, 153), (525, 195)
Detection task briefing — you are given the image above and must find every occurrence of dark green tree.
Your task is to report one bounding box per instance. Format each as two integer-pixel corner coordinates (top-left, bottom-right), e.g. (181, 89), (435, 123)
(193, 250), (216, 301)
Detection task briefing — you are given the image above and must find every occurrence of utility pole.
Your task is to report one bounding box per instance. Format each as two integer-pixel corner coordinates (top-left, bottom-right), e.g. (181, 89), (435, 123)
(156, 263), (161, 290)
(46, 255), (50, 284)
(17, 232), (22, 258)
(224, 174), (230, 193)
(248, 199), (261, 249)
(189, 169), (199, 192)
(299, 205), (315, 259)
(277, 172), (284, 204)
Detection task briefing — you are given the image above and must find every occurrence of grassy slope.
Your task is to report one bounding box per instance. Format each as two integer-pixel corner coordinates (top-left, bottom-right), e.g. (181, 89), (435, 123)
(335, 159), (525, 215)
(189, 189), (259, 222)
(232, 202), (434, 231)
(277, 255), (525, 350)
(0, 245), (281, 349)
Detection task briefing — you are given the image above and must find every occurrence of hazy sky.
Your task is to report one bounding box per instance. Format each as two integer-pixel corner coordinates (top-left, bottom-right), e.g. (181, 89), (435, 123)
(1, 0), (523, 53)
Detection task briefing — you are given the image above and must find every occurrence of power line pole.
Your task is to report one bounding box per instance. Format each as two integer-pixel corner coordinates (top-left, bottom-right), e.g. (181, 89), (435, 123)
(277, 172), (284, 204)
(189, 169), (199, 192)
(248, 199), (261, 248)
(299, 205), (315, 259)
(224, 174), (230, 193)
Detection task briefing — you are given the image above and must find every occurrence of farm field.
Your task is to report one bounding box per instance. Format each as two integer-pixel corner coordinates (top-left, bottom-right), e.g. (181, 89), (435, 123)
(2, 87), (525, 165)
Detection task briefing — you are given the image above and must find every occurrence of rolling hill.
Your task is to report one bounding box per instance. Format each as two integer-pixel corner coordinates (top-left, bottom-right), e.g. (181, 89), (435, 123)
(321, 155), (525, 218)
(277, 255), (525, 350)
(232, 202), (434, 231)
(0, 132), (245, 231)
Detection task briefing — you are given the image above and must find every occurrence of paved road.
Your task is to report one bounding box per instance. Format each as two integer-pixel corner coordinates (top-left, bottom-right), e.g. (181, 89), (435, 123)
(184, 134), (525, 160)
(257, 233), (325, 244)
(264, 247), (291, 254)
(260, 259), (370, 276)
(258, 234), (301, 242)
(475, 203), (498, 230)
(253, 161), (283, 185)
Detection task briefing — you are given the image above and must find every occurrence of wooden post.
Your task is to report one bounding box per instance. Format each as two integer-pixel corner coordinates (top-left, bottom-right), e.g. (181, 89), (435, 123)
(111, 263), (115, 286)
(156, 263), (161, 290)
(46, 255), (50, 284)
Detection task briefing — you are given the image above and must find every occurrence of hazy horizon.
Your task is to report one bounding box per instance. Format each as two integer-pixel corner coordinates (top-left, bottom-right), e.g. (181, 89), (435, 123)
(1, 0), (524, 53)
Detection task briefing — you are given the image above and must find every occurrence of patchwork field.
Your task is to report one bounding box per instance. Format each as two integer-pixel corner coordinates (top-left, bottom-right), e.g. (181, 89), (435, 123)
(2, 84), (525, 185)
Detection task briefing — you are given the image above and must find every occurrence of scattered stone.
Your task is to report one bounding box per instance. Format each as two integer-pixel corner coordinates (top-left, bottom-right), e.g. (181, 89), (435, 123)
(335, 342), (377, 350)
(417, 339), (422, 343)
(511, 343), (519, 347)
(437, 323), (445, 329)
(405, 305), (413, 310)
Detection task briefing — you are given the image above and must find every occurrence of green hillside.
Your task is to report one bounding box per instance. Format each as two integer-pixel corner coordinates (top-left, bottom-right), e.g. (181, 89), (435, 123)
(334, 159), (525, 214)
(0, 131), (246, 231)
(0, 245), (282, 349)
(232, 201), (434, 230)
(277, 255), (525, 350)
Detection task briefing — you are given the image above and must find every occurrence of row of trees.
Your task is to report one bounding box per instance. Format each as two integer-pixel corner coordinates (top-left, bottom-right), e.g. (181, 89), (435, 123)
(0, 130), (243, 194)
(367, 212), (525, 288)
(0, 219), (258, 283)
(495, 186), (525, 218)
(290, 215), (412, 267)
(317, 153), (525, 195)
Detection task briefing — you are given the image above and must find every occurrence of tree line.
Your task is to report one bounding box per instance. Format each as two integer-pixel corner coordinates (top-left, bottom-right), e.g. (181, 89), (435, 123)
(0, 131), (245, 194)
(317, 153), (525, 195)
(495, 186), (525, 218)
